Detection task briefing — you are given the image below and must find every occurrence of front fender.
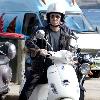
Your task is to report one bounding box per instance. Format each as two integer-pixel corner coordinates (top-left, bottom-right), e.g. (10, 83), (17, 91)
(47, 64), (80, 100)
(0, 64), (12, 83)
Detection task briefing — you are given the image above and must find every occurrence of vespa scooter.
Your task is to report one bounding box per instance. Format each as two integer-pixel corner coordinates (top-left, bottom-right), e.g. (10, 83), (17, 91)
(23, 30), (80, 100)
(0, 41), (16, 100)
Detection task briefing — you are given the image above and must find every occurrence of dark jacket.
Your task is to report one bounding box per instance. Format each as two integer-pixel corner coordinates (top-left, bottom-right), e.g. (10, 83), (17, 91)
(26, 24), (73, 55)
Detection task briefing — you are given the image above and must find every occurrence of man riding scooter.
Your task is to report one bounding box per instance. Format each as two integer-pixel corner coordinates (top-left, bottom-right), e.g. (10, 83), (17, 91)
(19, 2), (76, 100)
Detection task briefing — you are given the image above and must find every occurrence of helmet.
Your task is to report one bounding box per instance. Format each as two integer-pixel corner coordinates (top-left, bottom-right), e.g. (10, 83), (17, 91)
(46, 2), (66, 23)
(47, 2), (65, 14)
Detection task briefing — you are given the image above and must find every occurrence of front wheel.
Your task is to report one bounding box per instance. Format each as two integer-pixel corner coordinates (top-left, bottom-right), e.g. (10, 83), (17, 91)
(0, 95), (6, 100)
(80, 89), (84, 100)
(60, 98), (73, 100)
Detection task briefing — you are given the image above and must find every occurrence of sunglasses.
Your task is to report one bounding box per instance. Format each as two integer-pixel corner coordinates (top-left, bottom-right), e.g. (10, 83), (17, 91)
(50, 14), (61, 19)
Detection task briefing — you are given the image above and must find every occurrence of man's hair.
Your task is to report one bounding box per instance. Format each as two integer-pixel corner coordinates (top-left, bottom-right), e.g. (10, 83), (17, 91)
(46, 12), (65, 23)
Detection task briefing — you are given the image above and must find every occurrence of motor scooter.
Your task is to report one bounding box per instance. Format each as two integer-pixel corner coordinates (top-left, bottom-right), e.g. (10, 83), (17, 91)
(20, 29), (92, 100)
(19, 30), (82, 100)
(27, 47), (91, 100)
(28, 49), (80, 100)
(0, 41), (16, 100)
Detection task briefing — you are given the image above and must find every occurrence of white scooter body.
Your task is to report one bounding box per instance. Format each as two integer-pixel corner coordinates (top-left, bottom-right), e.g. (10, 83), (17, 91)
(47, 64), (80, 100)
(29, 50), (80, 100)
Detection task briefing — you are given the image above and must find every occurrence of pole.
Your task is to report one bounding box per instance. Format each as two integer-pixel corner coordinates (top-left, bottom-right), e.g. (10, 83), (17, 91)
(16, 39), (26, 85)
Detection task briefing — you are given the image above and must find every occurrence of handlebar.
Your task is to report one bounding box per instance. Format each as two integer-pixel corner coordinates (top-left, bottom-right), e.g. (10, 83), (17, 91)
(69, 34), (78, 40)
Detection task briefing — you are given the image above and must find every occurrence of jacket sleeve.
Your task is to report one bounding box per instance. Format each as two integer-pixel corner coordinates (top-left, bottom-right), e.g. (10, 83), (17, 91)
(60, 25), (75, 50)
(25, 35), (41, 57)
(25, 35), (39, 49)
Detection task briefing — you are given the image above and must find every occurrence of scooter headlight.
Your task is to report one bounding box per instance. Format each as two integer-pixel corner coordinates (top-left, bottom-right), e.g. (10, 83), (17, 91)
(80, 63), (90, 75)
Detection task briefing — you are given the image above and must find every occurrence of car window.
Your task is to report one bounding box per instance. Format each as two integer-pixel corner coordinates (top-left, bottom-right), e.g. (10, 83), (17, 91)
(82, 9), (100, 28)
(65, 14), (95, 33)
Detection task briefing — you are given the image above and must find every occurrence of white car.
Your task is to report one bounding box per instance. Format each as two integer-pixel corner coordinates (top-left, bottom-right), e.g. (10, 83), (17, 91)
(65, 10), (100, 50)
(88, 51), (100, 78)
(94, 51), (100, 67)
(64, 6), (100, 78)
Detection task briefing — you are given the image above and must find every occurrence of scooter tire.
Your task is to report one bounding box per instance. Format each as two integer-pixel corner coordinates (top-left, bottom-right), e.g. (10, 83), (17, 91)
(80, 89), (84, 100)
(0, 95), (6, 100)
(60, 98), (72, 100)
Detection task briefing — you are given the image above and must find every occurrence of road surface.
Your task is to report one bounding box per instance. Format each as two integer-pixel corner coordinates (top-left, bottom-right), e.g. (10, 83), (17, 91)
(84, 77), (100, 100)
(4, 77), (100, 100)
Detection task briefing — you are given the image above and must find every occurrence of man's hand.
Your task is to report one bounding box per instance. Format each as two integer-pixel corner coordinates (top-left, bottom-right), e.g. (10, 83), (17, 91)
(39, 49), (48, 56)
(29, 48), (48, 57)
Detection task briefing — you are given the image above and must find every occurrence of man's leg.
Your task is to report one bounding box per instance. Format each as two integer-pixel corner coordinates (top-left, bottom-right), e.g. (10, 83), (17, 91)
(18, 73), (40, 100)
(19, 55), (46, 100)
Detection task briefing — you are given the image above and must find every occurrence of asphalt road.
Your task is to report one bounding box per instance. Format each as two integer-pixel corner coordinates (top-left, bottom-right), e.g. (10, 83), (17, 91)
(4, 83), (19, 100)
(84, 78), (100, 100)
(3, 77), (100, 100)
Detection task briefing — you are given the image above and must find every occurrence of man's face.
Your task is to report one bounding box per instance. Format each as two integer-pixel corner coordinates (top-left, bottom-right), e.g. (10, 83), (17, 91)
(49, 13), (61, 26)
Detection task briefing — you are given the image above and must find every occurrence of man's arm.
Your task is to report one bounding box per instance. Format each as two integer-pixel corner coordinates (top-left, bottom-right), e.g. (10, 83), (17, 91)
(25, 34), (48, 57)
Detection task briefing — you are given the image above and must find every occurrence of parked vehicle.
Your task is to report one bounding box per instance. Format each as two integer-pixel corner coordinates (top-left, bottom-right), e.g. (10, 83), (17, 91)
(82, 9), (100, 28)
(0, 41), (16, 100)
(65, 10), (100, 50)
(0, 32), (24, 99)
(1, 0), (100, 49)
(89, 51), (100, 78)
